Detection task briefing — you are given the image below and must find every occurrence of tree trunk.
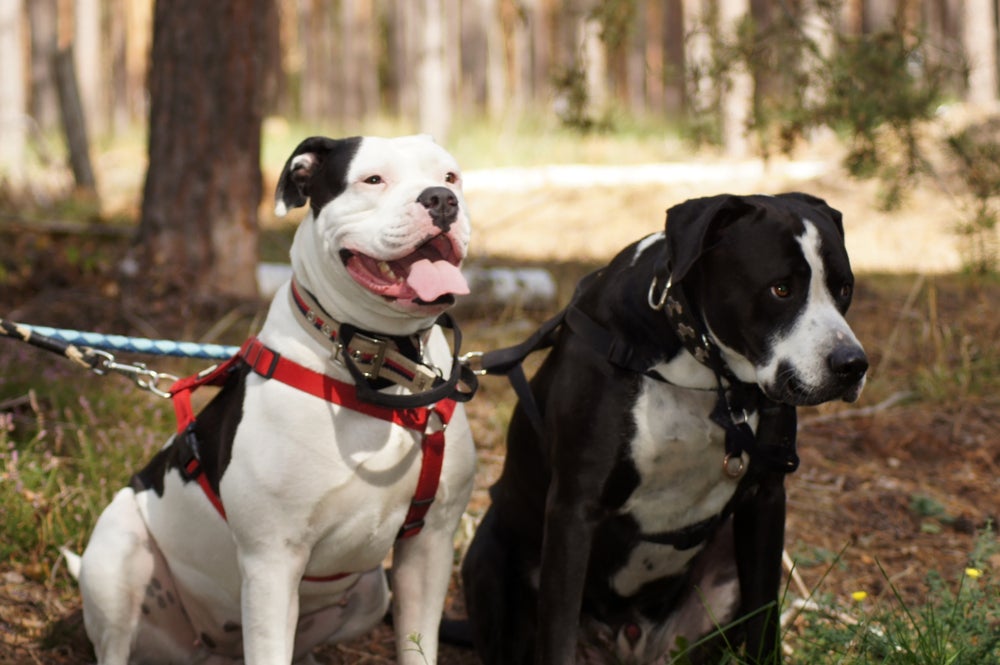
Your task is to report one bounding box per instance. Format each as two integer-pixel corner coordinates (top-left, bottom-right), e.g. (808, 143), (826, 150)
(393, 0), (420, 121)
(134, 0), (270, 304)
(627, 2), (648, 113)
(718, 0), (752, 157)
(300, 1), (336, 122)
(0, 0), (25, 184)
(684, 0), (712, 113)
(125, 0), (152, 126)
(481, 0), (506, 119)
(509, 0), (534, 115)
(663, 0), (685, 114)
(74, 0), (105, 138)
(416, 0), (451, 142)
(27, 0), (59, 131)
(963, 0), (999, 104)
(108, 2), (129, 133)
(54, 47), (98, 192)
(579, 4), (608, 119)
(340, 0), (377, 121)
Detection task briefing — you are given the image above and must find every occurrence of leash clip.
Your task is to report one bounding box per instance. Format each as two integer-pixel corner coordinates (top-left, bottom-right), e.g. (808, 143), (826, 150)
(89, 349), (178, 399)
(459, 351), (487, 376)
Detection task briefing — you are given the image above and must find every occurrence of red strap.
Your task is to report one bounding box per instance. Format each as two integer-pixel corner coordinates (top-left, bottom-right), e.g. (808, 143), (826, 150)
(167, 338), (456, 580)
(239, 338), (431, 431)
(397, 399), (456, 539)
(184, 458), (228, 519)
(170, 357), (241, 433)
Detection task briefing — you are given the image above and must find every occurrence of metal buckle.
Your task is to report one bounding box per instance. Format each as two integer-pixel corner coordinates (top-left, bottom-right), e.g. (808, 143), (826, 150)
(429, 407), (448, 432)
(350, 333), (389, 380)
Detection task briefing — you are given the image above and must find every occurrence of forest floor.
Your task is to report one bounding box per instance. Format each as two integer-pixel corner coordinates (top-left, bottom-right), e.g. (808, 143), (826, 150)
(1, 149), (998, 663)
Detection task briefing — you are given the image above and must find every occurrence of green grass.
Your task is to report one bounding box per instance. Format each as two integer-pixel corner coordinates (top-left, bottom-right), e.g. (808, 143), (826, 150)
(0, 345), (173, 568)
(659, 532), (999, 664)
(789, 536), (999, 664)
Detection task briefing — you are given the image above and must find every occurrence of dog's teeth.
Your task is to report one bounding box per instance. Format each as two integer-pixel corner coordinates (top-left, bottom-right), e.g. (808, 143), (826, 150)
(378, 261), (397, 280)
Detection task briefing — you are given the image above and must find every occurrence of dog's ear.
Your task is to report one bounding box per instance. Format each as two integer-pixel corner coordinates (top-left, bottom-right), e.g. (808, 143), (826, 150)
(777, 192), (844, 237)
(274, 136), (361, 217)
(663, 195), (757, 282)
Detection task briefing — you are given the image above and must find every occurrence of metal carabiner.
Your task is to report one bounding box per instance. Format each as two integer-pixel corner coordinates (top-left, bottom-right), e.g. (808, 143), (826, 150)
(87, 349), (178, 398)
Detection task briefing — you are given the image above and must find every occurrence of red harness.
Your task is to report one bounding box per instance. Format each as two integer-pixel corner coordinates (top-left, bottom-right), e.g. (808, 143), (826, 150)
(168, 337), (455, 581)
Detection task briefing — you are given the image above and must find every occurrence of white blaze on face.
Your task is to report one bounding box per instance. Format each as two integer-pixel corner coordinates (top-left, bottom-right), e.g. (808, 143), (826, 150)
(755, 220), (864, 401)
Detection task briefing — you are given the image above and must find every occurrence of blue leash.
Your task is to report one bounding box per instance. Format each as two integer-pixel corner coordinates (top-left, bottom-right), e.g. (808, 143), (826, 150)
(17, 324), (240, 359)
(1, 318), (239, 398)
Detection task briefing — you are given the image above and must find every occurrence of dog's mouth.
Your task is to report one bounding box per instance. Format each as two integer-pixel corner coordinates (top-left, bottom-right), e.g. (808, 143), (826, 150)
(339, 234), (469, 306)
(771, 373), (866, 407)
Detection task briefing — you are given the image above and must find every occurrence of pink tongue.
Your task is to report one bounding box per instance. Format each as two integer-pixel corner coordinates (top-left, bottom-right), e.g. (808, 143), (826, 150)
(406, 259), (469, 301)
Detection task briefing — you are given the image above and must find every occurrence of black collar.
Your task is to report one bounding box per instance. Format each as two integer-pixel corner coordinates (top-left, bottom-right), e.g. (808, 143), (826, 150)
(648, 272), (799, 477)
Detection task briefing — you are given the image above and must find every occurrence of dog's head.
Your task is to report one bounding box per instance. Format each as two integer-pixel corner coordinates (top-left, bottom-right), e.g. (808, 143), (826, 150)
(275, 135), (471, 333)
(663, 192), (867, 406)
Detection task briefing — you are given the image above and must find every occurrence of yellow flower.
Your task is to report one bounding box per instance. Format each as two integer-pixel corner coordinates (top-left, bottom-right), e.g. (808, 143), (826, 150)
(851, 590), (868, 602)
(965, 567), (983, 579)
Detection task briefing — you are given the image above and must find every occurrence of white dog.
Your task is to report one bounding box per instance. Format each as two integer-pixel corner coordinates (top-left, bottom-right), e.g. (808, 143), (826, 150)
(71, 135), (477, 664)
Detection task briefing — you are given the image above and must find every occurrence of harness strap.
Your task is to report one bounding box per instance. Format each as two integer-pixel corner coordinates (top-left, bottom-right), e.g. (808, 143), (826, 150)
(474, 308), (566, 435)
(168, 337), (455, 581)
(639, 510), (727, 550)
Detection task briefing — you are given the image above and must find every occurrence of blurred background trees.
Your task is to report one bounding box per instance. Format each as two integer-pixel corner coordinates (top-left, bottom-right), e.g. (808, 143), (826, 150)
(4, 0), (996, 151)
(0, 0), (998, 304)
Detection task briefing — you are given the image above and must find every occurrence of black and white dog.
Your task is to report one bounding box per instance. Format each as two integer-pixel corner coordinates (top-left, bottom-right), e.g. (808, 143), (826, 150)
(462, 193), (868, 664)
(71, 135), (476, 664)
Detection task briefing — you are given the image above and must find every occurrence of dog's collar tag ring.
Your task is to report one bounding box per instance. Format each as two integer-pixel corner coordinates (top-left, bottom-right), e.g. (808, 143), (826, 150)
(723, 453), (746, 478)
(647, 274), (672, 311)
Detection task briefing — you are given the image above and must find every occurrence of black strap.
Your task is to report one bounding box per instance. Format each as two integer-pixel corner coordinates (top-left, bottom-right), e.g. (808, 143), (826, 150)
(339, 313), (478, 409)
(564, 307), (647, 373)
(640, 511), (727, 550)
(474, 308), (567, 437)
(0, 317), (105, 371)
(478, 309), (565, 376)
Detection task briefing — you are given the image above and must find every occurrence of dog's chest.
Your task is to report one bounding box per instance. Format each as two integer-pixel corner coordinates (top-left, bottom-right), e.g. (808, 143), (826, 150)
(610, 378), (748, 595)
(623, 379), (741, 524)
(222, 380), (435, 569)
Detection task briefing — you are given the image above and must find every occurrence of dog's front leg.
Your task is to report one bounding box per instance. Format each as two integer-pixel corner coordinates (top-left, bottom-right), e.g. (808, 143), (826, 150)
(733, 471), (786, 665)
(237, 546), (309, 665)
(390, 527), (456, 664)
(535, 478), (598, 665)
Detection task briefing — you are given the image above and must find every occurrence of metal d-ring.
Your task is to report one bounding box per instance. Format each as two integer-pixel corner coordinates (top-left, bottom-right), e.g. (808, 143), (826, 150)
(722, 453), (746, 478)
(647, 275), (672, 311)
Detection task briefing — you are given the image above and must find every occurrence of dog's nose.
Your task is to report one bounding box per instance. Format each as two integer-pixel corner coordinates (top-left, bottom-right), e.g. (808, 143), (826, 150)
(417, 187), (458, 231)
(828, 345), (869, 382)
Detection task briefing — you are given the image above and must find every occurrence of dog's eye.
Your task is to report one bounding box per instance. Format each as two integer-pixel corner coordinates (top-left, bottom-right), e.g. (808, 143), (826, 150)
(840, 283), (853, 300)
(363, 175), (383, 185)
(771, 282), (792, 299)
(444, 171), (458, 184)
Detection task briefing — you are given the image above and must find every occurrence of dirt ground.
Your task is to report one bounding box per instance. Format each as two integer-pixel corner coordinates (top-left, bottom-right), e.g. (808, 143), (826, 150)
(2, 157), (998, 663)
